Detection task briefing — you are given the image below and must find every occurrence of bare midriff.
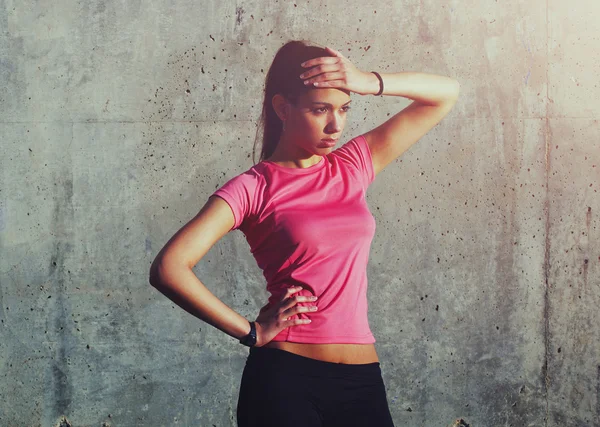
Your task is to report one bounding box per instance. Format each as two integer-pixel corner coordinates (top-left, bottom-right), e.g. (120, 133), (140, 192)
(262, 341), (379, 364)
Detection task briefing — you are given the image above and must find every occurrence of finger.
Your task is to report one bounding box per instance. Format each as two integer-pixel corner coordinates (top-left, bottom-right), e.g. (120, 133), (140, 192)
(324, 46), (344, 58)
(301, 56), (340, 69)
(286, 316), (312, 326)
(306, 72), (346, 87)
(282, 286), (302, 302)
(283, 308), (313, 324)
(311, 80), (345, 88)
(286, 285), (303, 295)
(281, 293), (315, 313)
(289, 303), (317, 317)
(281, 293), (301, 310)
(300, 63), (340, 80)
(283, 299), (312, 315)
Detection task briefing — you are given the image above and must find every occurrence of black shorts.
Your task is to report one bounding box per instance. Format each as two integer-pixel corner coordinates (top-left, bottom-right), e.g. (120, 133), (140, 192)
(237, 346), (395, 427)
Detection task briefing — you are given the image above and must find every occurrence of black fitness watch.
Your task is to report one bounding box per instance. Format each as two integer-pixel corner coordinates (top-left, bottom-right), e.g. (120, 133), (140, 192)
(239, 321), (257, 347)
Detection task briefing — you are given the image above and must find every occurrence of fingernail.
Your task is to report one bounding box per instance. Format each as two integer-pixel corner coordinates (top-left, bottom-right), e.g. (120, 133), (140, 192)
(301, 62), (306, 67)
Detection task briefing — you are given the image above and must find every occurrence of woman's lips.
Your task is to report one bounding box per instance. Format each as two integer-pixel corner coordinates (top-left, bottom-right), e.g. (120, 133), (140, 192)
(321, 139), (337, 147)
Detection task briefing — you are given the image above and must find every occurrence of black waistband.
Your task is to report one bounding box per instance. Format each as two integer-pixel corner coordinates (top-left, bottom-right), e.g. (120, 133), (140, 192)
(247, 346), (381, 378)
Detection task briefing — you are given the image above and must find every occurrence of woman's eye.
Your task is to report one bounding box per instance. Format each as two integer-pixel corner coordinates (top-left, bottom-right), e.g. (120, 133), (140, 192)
(314, 106), (351, 114)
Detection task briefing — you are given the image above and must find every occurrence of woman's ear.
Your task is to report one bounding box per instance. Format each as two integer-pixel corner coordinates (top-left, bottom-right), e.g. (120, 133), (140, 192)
(271, 94), (289, 122)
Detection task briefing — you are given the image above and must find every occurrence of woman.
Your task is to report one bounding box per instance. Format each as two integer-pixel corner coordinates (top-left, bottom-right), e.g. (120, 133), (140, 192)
(149, 40), (459, 427)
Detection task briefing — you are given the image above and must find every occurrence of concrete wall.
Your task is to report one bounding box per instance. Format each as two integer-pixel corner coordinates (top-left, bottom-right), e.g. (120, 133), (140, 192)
(1, 0), (598, 426)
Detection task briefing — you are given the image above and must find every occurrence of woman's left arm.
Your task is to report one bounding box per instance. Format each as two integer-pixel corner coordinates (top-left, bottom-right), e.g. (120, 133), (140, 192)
(300, 47), (460, 177)
(359, 70), (460, 176)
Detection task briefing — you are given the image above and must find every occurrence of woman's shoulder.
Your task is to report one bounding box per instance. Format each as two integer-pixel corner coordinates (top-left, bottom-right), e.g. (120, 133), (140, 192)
(328, 134), (375, 188)
(214, 162), (268, 193)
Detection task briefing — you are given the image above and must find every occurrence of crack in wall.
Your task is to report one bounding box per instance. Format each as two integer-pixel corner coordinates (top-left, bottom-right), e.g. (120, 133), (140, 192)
(543, 2), (551, 425)
(543, 117), (551, 427)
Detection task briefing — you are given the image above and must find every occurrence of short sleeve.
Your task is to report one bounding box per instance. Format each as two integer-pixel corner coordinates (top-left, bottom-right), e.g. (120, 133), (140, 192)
(332, 134), (375, 189)
(210, 170), (259, 231)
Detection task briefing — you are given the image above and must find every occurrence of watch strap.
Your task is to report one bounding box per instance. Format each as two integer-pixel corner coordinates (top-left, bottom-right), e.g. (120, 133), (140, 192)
(239, 321), (257, 347)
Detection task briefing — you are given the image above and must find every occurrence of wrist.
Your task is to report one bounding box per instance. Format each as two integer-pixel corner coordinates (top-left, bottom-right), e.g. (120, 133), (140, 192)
(243, 320), (251, 337)
(365, 71), (381, 96)
(254, 322), (262, 347)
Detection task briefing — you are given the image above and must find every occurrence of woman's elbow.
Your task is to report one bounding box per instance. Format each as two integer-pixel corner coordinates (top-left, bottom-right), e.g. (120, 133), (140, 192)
(148, 257), (164, 289)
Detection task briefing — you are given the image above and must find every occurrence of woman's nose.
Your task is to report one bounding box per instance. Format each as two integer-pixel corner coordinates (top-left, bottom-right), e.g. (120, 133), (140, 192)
(328, 118), (342, 132)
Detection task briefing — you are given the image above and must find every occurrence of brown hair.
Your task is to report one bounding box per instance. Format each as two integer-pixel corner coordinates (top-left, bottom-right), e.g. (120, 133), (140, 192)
(252, 40), (337, 164)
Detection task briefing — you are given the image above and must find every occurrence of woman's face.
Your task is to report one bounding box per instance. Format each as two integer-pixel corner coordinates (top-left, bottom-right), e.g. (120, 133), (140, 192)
(276, 88), (352, 158)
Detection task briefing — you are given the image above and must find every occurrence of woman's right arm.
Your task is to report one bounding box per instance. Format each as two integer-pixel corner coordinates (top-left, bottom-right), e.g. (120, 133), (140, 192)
(148, 195), (253, 342)
(149, 195), (318, 346)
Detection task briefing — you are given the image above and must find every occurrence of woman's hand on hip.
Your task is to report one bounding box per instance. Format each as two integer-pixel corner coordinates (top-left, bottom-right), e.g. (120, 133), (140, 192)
(253, 286), (318, 347)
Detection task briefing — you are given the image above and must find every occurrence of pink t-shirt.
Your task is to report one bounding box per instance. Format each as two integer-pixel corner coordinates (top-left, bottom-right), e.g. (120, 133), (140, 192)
(210, 134), (376, 344)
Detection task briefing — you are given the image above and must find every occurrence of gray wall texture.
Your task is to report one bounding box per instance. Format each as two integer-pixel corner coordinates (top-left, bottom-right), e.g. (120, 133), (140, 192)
(1, 0), (599, 426)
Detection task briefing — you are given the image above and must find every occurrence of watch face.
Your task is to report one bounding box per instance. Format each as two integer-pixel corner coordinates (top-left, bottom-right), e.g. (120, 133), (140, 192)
(241, 334), (256, 346)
